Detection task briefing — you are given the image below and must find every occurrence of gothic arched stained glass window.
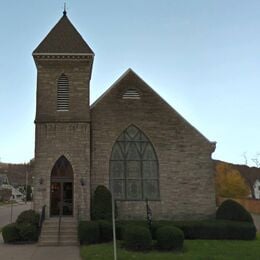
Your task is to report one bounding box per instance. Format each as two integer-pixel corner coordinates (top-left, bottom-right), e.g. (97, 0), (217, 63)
(110, 125), (159, 200)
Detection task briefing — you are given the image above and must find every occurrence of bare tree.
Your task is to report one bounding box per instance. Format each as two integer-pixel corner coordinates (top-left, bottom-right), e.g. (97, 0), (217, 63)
(251, 153), (260, 168)
(242, 152), (248, 165)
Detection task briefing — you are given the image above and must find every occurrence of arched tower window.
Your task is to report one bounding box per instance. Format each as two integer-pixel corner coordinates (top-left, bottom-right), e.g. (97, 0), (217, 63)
(110, 125), (159, 200)
(57, 74), (69, 111)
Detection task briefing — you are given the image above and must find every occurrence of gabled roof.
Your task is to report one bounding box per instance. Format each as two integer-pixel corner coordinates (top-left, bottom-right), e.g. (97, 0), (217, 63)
(91, 69), (215, 146)
(90, 68), (134, 108)
(33, 13), (94, 55)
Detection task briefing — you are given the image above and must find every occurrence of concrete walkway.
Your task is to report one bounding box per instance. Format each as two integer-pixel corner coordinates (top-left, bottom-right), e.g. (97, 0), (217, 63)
(0, 235), (81, 260)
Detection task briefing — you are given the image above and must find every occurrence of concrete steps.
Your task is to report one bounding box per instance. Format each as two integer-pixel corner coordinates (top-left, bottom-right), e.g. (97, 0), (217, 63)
(39, 218), (78, 246)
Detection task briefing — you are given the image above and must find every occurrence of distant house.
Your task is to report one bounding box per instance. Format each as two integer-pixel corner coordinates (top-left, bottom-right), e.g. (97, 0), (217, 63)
(10, 187), (24, 202)
(0, 174), (9, 185)
(254, 180), (260, 199)
(0, 174), (11, 201)
(0, 174), (24, 202)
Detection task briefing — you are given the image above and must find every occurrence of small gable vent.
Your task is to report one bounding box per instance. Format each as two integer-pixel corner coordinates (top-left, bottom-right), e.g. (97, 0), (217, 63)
(122, 88), (141, 99)
(57, 74), (69, 111)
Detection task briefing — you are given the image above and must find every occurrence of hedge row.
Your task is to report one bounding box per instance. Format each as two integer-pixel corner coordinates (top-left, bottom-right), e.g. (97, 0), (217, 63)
(78, 221), (184, 251)
(115, 219), (256, 241)
(78, 218), (256, 245)
(152, 220), (256, 240)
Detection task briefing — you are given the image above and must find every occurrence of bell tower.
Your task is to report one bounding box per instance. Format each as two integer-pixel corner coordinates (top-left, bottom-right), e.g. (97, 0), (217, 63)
(33, 11), (94, 219)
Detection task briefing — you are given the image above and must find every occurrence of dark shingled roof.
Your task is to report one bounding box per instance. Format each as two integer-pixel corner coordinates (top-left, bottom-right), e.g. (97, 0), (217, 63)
(33, 13), (94, 54)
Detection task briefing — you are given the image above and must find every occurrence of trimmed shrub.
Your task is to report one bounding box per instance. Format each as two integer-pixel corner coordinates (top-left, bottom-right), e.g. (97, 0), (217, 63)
(17, 223), (38, 241)
(116, 220), (148, 240)
(98, 220), (113, 242)
(16, 210), (40, 226)
(91, 185), (112, 220)
(216, 199), (254, 223)
(123, 225), (152, 251)
(156, 226), (184, 250)
(78, 221), (100, 244)
(151, 221), (169, 240)
(2, 223), (20, 243)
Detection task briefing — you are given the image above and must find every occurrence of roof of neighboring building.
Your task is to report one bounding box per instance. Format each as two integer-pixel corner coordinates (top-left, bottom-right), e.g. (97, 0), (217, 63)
(33, 12), (94, 55)
(215, 160), (260, 186)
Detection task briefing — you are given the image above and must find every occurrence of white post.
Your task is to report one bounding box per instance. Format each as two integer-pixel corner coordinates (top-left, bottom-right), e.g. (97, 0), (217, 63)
(111, 190), (117, 260)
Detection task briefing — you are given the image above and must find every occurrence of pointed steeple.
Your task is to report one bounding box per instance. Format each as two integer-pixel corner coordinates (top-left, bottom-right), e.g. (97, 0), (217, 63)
(33, 13), (94, 55)
(63, 2), (67, 16)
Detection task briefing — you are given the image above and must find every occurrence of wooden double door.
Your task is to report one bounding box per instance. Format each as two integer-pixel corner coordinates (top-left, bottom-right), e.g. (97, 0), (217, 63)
(50, 180), (73, 216)
(50, 156), (73, 216)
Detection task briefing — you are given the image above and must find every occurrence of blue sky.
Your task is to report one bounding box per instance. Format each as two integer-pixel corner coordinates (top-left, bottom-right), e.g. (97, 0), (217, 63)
(0, 0), (259, 165)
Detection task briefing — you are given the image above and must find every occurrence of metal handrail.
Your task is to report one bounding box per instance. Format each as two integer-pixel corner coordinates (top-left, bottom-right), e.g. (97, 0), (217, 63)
(77, 205), (80, 221)
(58, 203), (62, 245)
(39, 205), (46, 235)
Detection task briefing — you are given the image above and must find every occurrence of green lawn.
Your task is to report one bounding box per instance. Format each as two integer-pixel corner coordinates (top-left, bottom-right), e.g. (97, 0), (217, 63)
(81, 236), (260, 260)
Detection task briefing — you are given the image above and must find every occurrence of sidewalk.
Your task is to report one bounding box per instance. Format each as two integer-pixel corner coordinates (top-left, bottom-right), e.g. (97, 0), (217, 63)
(0, 235), (81, 260)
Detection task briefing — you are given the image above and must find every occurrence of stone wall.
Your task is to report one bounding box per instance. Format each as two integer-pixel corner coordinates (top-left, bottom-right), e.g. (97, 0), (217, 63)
(217, 196), (260, 214)
(33, 56), (93, 220)
(33, 122), (90, 219)
(91, 70), (216, 220)
(34, 58), (92, 123)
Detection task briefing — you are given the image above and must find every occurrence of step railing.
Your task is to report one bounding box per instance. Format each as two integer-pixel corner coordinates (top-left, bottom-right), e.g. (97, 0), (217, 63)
(58, 203), (62, 245)
(39, 205), (46, 235)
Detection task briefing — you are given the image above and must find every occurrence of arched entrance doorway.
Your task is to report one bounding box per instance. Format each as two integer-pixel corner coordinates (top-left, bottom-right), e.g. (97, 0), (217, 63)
(50, 156), (73, 216)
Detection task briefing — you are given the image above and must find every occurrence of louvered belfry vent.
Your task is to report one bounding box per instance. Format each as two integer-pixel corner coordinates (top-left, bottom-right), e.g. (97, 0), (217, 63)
(122, 88), (141, 99)
(57, 74), (69, 111)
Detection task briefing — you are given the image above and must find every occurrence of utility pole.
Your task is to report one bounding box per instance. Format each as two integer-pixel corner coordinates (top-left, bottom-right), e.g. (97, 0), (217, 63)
(25, 163), (28, 204)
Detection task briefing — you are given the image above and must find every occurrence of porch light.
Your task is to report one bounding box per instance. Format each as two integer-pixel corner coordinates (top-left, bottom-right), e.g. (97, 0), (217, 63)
(80, 178), (85, 186)
(39, 177), (44, 185)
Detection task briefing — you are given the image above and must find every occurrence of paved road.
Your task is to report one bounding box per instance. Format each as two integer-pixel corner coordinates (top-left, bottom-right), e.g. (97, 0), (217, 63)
(0, 202), (32, 227)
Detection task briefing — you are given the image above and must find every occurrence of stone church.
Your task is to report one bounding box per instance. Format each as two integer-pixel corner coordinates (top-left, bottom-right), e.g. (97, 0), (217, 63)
(33, 12), (216, 221)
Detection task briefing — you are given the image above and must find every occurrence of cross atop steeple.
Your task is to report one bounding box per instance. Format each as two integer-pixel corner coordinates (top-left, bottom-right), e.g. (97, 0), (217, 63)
(63, 2), (67, 16)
